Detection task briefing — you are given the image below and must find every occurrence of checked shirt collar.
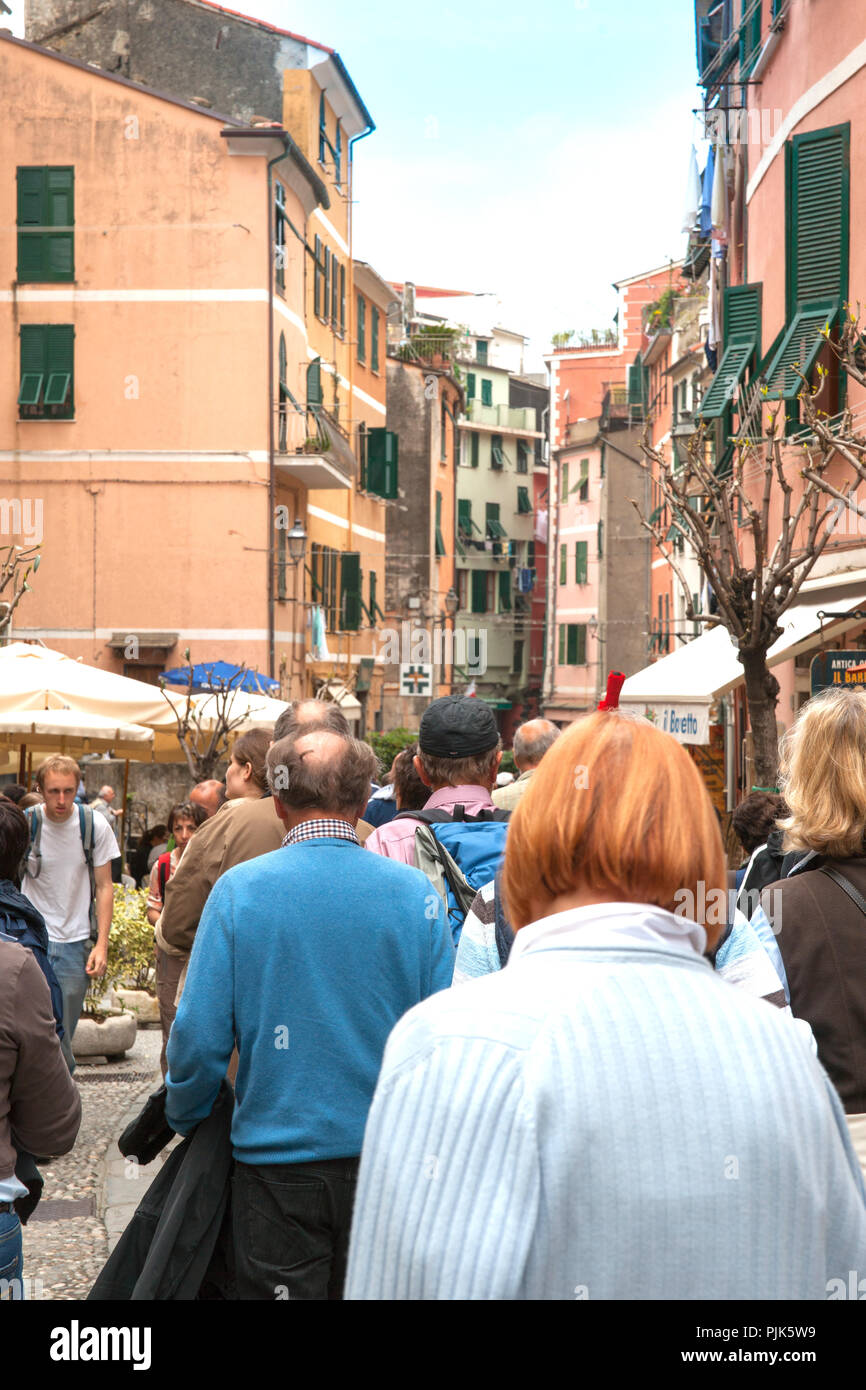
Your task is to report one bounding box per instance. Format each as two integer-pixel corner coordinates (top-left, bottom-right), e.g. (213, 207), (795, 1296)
(282, 818), (360, 848)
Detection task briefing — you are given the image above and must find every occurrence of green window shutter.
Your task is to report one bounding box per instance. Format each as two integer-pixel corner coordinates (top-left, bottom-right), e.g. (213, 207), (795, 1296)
(559, 543), (567, 585)
(481, 379), (492, 407)
(307, 357), (323, 408)
(458, 498), (472, 537)
(366, 428), (398, 498)
(699, 341), (755, 418)
(339, 551), (362, 630)
(517, 486), (531, 514)
(371, 308), (379, 371)
(562, 461), (569, 498)
(331, 255), (339, 326)
(627, 353), (647, 407)
(357, 294), (366, 363)
(471, 569), (487, 614)
(369, 568), (385, 624)
(470, 433), (479, 468)
(566, 624), (578, 665)
(579, 458), (589, 501)
(340, 264), (346, 336)
(575, 540), (587, 584)
(17, 167), (45, 225)
(724, 282), (762, 348)
(516, 439), (528, 473)
(435, 490), (446, 558)
(20, 323), (73, 416)
(44, 372), (71, 405)
(314, 235), (322, 318)
(491, 434), (504, 470)
(324, 247), (331, 321)
(558, 625), (565, 665)
(335, 122), (342, 185)
(486, 502), (507, 541)
(498, 568), (512, 612)
(788, 124), (850, 312)
(319, 93), (327, 162)
(466, 372), (476, 400)
(597, 520), (604, 557)
(17, 166), (74, 283)
(576, 624), (587, 665)
(739, 0), (762, 77)
(701, 281), (762, 420)
(764, 299), (839, 399)
(476, 339), (488, 364)
(276, 525), (287, 601)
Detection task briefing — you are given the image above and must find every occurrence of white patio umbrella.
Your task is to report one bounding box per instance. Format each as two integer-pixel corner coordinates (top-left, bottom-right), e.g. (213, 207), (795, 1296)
(0, 708), (155, 758)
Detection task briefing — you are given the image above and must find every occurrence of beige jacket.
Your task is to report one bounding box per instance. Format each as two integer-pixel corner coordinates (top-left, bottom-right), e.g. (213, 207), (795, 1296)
(491, 769), (534, 812)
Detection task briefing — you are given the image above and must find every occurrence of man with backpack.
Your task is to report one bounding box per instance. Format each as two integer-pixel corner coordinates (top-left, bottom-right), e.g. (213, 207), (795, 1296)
(22, 756), (118, 1072)
(365, 697), (507, 944)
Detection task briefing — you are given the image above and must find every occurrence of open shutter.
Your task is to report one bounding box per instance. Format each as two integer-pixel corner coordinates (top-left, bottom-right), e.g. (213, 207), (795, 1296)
(575, 541), (587, 584)
(45, 324), (74, 415)
(699, 341), (755, 418)
(314, 235), (322, 317)
(498, 569), (512, 612)
(471, 569), (487, 614)
(763, 298), (839, 399)
(789, 124), (849, 311)
(366, 428), (398, 499)
(558, 625), (565, 665)
(435, 491), (446, 557)
(307, 357), (323, 408)
(700, 282), (762, 419)
(19, 323), (45, 405)
(339, 551), (362, 630)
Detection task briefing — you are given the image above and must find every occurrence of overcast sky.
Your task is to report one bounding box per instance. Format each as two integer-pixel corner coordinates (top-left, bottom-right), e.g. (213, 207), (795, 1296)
(9, 0), (703, 368)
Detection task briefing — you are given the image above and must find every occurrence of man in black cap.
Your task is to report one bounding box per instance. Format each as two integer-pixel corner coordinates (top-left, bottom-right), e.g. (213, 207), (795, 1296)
(365, 696), (502, 864)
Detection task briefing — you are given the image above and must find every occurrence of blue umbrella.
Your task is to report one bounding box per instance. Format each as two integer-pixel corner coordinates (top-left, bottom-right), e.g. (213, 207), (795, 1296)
(162, 661), (279, 695)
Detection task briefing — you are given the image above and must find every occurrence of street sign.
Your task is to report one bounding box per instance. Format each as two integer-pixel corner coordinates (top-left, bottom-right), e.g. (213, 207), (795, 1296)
(620, 701), (710, 745)
(810, 649), (866, 696)
(400, 663), (433, 698)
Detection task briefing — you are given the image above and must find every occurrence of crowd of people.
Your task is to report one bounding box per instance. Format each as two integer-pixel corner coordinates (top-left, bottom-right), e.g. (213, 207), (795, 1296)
(1, 686), (865, 1299)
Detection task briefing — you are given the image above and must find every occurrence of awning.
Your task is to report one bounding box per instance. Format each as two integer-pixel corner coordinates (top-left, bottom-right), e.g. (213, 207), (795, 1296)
(620, 581), (866, 736)
(318, 680), (361, 720)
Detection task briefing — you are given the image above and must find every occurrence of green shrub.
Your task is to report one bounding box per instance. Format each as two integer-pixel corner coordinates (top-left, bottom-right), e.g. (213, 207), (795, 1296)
(84, 885), (155, 1016)
(365, 727), (419, 773)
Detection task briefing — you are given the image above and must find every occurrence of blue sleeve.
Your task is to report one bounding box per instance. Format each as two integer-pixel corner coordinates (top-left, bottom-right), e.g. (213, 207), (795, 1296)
(165, 877), (236, 1135)
(426, 890), (456, 994)
(748, 901), (790, 1003)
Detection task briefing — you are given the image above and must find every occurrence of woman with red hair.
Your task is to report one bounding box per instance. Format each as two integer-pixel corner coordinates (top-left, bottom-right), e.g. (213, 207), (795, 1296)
(345, 711), (866, 1300)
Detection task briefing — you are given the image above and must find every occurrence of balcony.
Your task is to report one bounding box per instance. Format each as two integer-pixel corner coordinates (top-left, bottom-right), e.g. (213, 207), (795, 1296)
(463, 401), (539, 434)
(600, 384), (631, 431)
(274, 403), (355, 490)
(390, 331), (460, 369)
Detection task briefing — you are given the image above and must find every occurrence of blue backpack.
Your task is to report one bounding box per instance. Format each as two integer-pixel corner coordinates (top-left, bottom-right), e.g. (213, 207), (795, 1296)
(395, 805), (510, 945)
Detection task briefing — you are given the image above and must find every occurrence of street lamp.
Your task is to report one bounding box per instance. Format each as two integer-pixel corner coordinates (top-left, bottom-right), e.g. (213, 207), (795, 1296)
(671, 411), (704, 495)
(444, 586), (459, 617)
(287, 519), (307, 565)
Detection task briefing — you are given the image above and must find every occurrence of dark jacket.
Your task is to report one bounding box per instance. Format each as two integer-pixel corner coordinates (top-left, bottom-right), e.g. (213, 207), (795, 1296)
(0, 878), (64, 1036)
(761, 854), (866, 1113)
(88, 1081), (235, 1301)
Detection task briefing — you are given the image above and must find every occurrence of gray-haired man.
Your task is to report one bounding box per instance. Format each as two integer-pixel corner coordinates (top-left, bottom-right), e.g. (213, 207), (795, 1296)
(492, 719), (561, 811)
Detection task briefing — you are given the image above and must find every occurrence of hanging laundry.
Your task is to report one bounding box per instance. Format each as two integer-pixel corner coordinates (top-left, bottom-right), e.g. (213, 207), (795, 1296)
(682, 145), (701, 233)
(700, 145), (715, 238)
(518, 568), (534, 594)
(534, 507), (548, 544)
(707, 253), (722, 352)
(310, 605), (330, 661)
(711, 142), (729, 245)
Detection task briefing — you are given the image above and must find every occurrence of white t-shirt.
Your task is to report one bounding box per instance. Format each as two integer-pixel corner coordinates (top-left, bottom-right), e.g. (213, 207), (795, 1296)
(24, 809), (119, 943)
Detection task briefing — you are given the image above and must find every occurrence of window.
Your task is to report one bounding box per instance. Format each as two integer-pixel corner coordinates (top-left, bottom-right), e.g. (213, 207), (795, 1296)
(476, 339), (488, 364)
(339, 551), (362, 631)
(458, 498), (478, 540)
(471, 568), (488, 614)
(371, 308), (379, 371)
(498, 568), (512, 612)
(700, 283), (762, 419)
(357, 294), (366, 363)
(319, 92), (328, 164)
(575, 541), (588, 584)
(578, 458), (589, 502)
(466, 372), (476, 401)
(307, 357), (323, 410)
(18, 324), (74, 419)
(559, 543), (567, 585)
(314, 235), (324, 319)
(17, 166), (74, 283)
(334, 121), (342, 186)
(470, 432), (479, 468)
(324, 247), (331, 326)
(672, 382), (679, 426)
(365, 428), (399, 499)
(517, 439), (528, 473)
(559, 624), (586, 666)
(440, 402), (447, 461)
(664, 593), (670, 650)
(486, 501), (507, 555)
(739, 0), (762, 78)
(490, 434), (504, 470)
(597, 520), (604, 557)
(481, 378), (493, 407)
(512, 639), (524, 675)
(369, 568), (385, 624)
(516, 486), (532, 514)
(435, 491), (446, 558)
(330, 254), (339, 328)
(278, 333), (288, 452)
(339, 264), (346, 337)
(274, 181), (286, 293)
(600, 444), (606, 479)
(457, 568), (468, 610)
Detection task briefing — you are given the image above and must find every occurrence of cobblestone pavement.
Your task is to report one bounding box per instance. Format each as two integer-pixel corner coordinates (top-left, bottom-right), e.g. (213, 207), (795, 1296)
(22, 1025), (163, 1301)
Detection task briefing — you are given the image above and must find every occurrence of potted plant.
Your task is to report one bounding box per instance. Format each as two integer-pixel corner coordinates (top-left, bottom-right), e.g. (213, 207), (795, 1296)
(73, 886), (153, 1061)
(110, 885), (161, 1025)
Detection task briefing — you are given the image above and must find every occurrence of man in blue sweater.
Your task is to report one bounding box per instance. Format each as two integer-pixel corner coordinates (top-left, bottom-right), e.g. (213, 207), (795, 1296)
(165, 725), (454, 1300)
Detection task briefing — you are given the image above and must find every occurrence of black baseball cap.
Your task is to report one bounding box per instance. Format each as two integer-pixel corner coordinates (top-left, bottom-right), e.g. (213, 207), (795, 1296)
(418, 696), (500, 759)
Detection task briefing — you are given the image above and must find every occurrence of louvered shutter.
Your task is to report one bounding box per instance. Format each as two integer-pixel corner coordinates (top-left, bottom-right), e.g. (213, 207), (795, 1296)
(764, 299), (839, 399)
(699, 282), (762, 420)
(366, 429), (398, 499)
(339, 552), (362, 630)
(789, 124), (849, 308)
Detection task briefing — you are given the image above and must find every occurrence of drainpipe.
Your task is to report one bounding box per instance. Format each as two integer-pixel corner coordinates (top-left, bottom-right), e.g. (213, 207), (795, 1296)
(346, 124), (374, 697)
(266, 140), (289, 681)
(545, 451), (560, 713)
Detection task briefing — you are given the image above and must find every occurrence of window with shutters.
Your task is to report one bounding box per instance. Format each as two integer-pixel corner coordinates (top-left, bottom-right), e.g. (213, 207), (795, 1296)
(516, 439), (528, 474)
(314, 235), (324, 319)
(578, 458), (589, 502)
(307, 358), (323, 411)
(597, 520), (604, 557)
(575, 541), (587, 584)
(369, 568), (385, 625)
(470, 432), (479, 468)
(274, 181), (287, 294)
(498, 568), (512, 613)
(560, 624), (586, 666)
(471, 568), (488, 614)
(334, 122), (342, 186)
(319, 94), (328, 165)
(357, 294), (366, 363)
(331, 255), (340, 329)
(18, 324), (74, 419)
(323, 247), (331, 327)
(481, 379), (493, 407)
(278, 333), (288, 452)
(17, 167), (74, 283)
(371, 308), (379, 371)
(516, 486), (532, 514)
(739, 0), (763, 78)
(512, 639), (524, 675)
(466, 372), (476, 401)
(561, 460), (570, 501)
(457, 568), (468, 611)
(764, 123), (849, 403)
(490, 434), (504, 470)
(365, 428), (398, 499)
(339, 551), (362, 630)
(440, 402), (447, 461)
(559, 543), (567, 585)
(340, 265), (346, 338)
(476, 339), (488, 365)
(486, 501), (507, 542)
(458, 498), (479, 540)
(700, 283), (762, 420)
(435, 491), (446, 558)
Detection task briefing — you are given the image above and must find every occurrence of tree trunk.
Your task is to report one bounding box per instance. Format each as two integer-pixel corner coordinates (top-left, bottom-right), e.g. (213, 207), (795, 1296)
(739, 648), (781, 789)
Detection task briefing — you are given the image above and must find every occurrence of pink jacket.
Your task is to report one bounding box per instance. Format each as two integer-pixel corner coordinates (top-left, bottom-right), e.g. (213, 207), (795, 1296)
(364, 785), (496, 865)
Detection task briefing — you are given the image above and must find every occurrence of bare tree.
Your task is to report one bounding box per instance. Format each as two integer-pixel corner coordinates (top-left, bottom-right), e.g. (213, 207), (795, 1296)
(631, 347), (866, 787)
(160, 652), (261, 781)
(0, 545), (40, 640)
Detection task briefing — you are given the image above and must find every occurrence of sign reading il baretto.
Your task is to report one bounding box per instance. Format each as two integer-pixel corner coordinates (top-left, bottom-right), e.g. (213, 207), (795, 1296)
(622, 702), (710, 745)
(810, 650), (866, 697)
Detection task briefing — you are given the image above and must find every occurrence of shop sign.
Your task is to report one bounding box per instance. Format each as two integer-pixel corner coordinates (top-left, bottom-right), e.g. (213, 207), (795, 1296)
(810, 650), (866, 697)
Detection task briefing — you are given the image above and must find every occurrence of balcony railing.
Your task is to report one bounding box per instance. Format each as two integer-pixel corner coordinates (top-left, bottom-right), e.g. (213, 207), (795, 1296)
(463, 400), (537, 432)
(390, 335), (459, 366)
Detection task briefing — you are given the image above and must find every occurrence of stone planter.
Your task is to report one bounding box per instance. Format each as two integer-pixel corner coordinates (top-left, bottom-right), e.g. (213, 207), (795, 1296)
(73, 1011), (137, 1061)
(114, 989), (161, 1024)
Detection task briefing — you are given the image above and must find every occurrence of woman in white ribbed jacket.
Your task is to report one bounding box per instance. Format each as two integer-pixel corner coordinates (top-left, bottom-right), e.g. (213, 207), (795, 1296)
(345, 711), (866, 1300)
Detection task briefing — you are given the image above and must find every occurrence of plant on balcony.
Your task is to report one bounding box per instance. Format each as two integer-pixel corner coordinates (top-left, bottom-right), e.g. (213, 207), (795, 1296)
(302, 431), (331, 453)
(644, 287), (677, 335)
(551, 330), (575, 349)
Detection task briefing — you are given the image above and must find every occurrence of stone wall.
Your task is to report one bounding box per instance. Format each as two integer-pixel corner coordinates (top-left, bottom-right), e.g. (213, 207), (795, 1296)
(82, 757), (226, 833)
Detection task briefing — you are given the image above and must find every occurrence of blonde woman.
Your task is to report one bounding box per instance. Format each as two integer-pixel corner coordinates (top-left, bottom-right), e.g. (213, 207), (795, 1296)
(761, 686), (866, 1175)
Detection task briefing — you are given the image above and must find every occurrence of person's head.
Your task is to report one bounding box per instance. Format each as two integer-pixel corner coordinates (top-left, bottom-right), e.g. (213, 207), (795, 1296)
(98, 784), (115, 805)
(189, 779), (226, 819)
(167, 800), (208, 855)
(271, 699), (351, 744)
(225, 729), (271, 800)
(34, 755), (81, 823)
(18, 791), (44, 809)
(149, 823), (169, 847)
(415, 696), (502, 792)
(732, 791), (787, 857)
(512, 719), (561, 773)
(778, 687), (866, 856)
(0, 799), (29, 883)
(2, 784), (27, 805)
(502, 711), (727, 949)
(267, 728), (378, 830)
(392, 743), (429, 812)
